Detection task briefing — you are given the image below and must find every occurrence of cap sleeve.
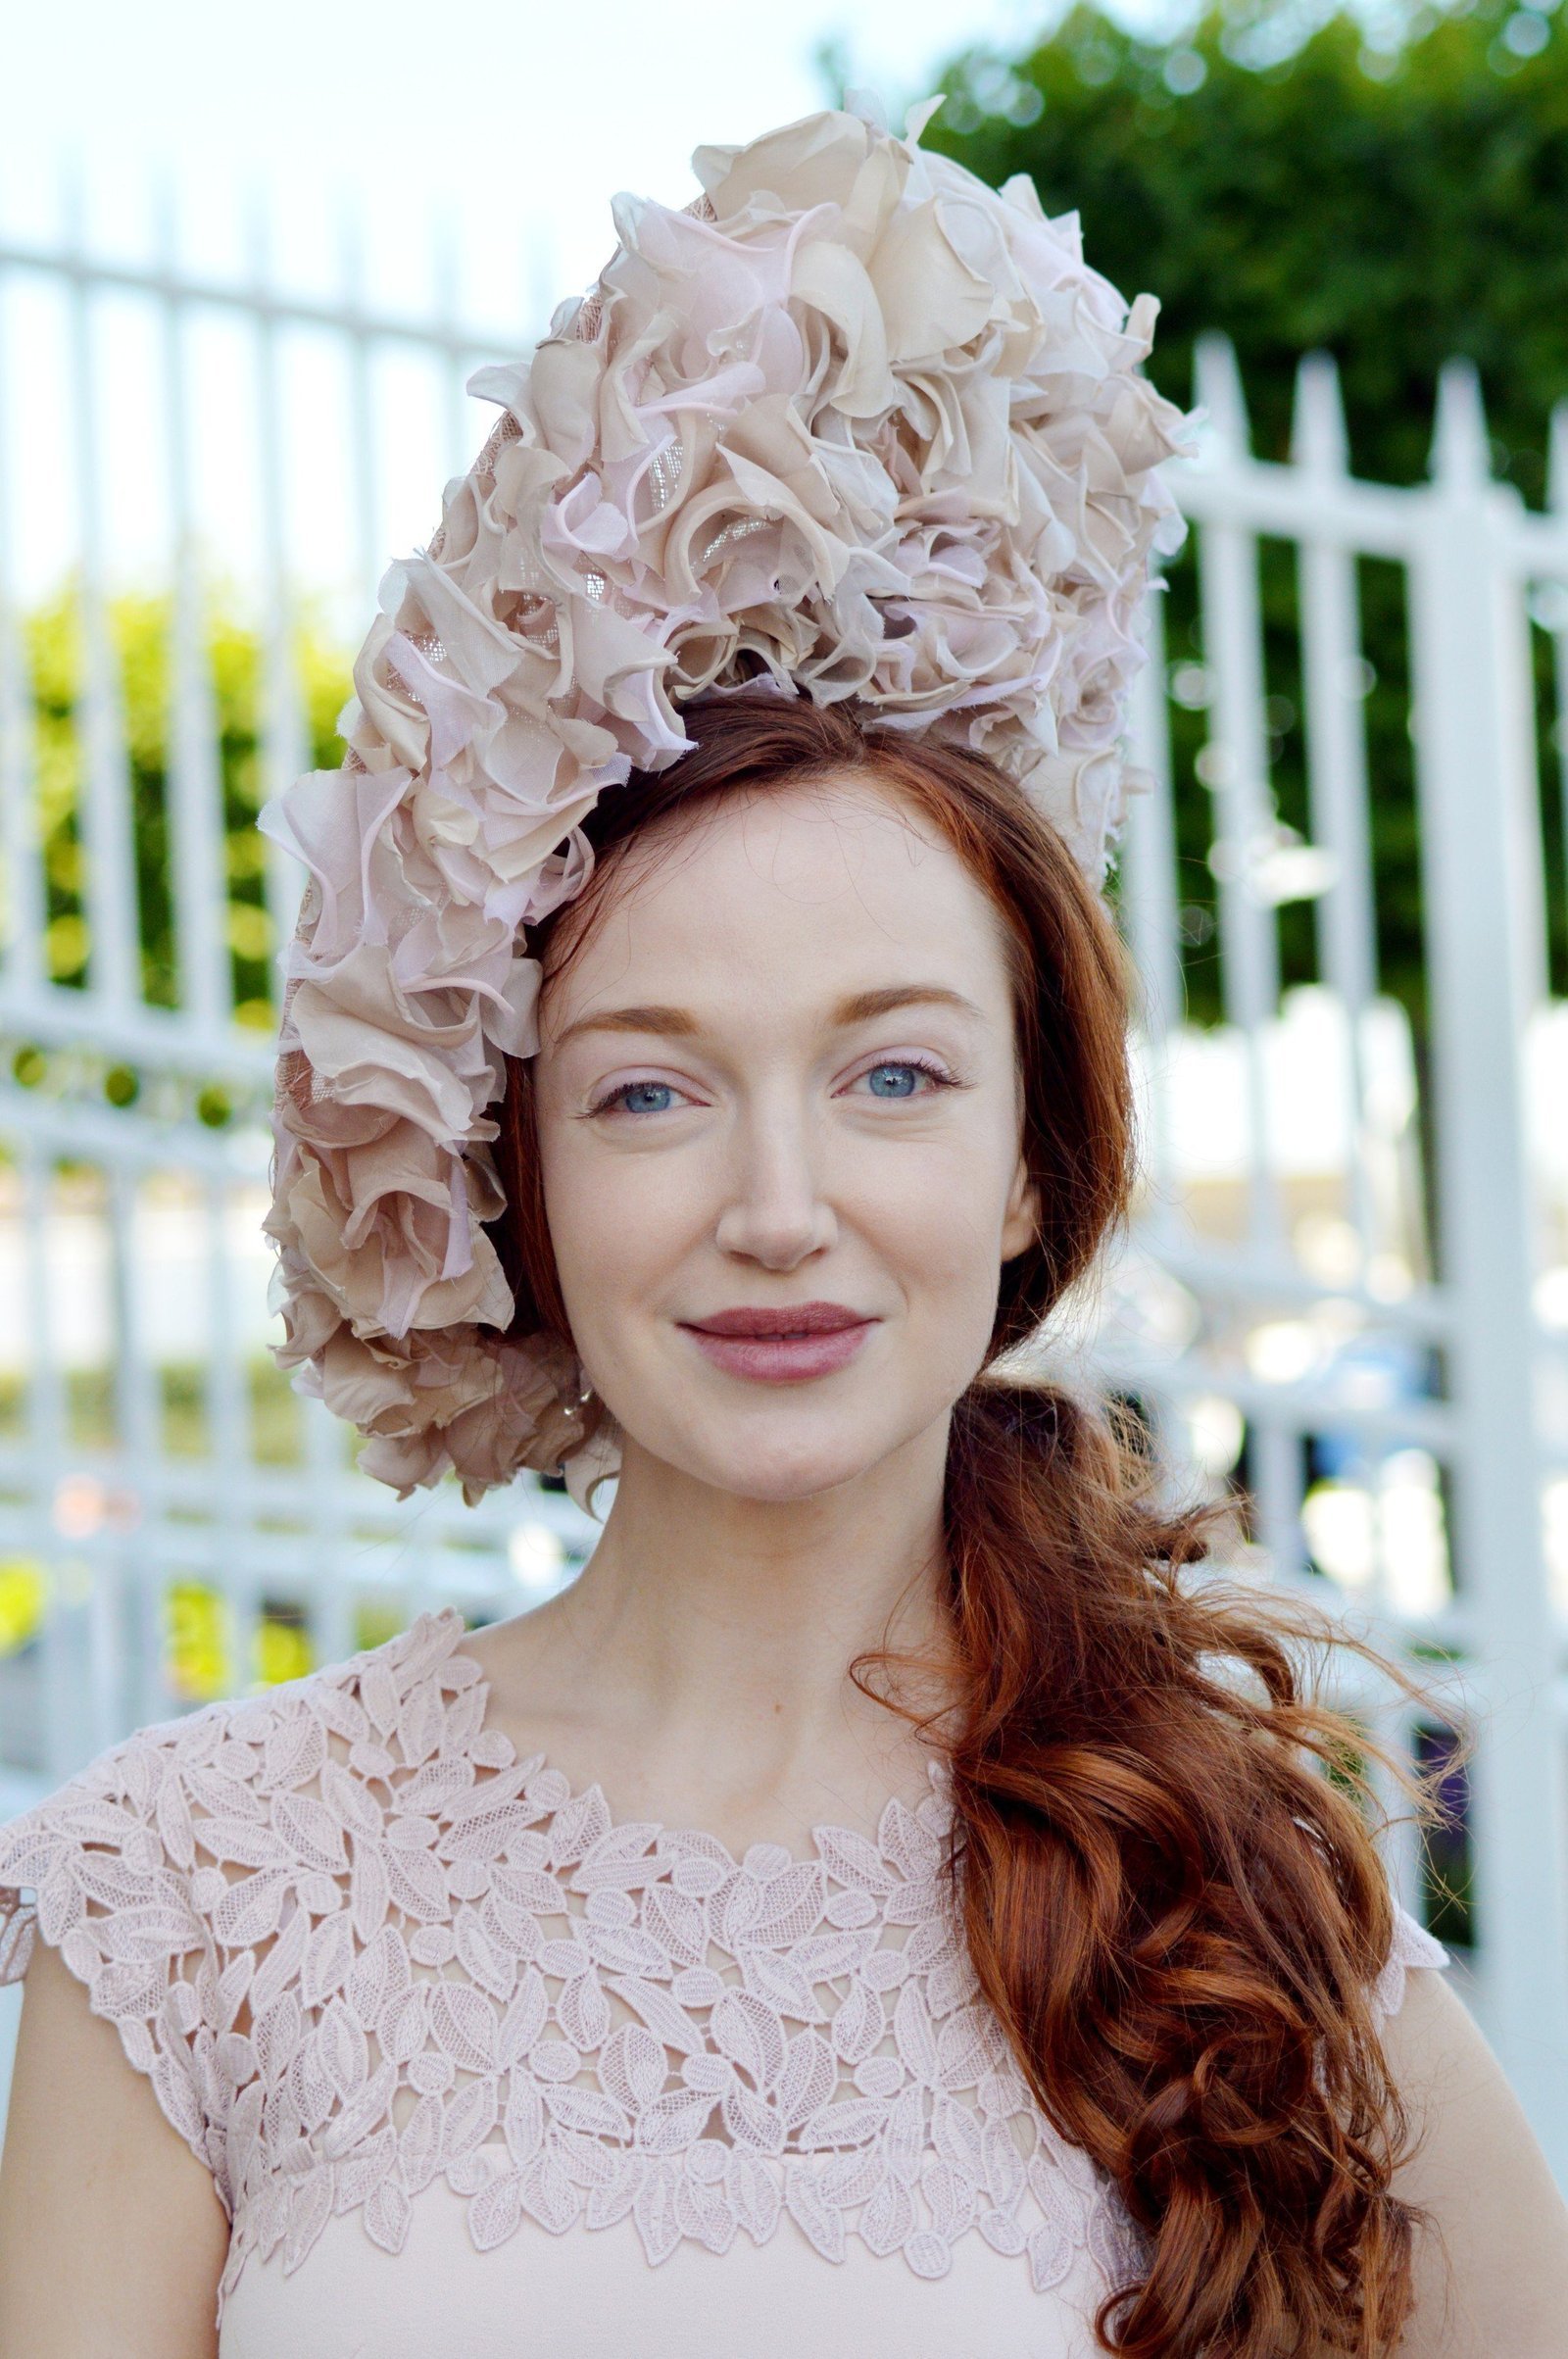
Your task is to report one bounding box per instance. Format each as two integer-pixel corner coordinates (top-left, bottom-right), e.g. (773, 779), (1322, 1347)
(1372, 1896), (1451, 2025)
(0, 1710), (236, 2212)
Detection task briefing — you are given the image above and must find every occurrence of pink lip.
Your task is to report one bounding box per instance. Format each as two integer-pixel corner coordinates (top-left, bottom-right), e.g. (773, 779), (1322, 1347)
(679, 1301), (877, 1385)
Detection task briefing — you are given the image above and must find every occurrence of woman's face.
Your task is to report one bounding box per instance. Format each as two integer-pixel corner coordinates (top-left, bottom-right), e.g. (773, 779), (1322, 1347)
(533, 772), (1039, 1503)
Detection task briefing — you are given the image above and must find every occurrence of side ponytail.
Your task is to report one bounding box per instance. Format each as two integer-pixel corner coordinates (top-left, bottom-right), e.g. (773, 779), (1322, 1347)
(943, 1377), (1445, 2357)
(497, 693), (1458, 2359)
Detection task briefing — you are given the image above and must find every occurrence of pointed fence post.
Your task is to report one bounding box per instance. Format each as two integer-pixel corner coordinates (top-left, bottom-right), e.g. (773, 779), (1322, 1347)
(1548, 405), (1568, 879)
(64, 167), (141, 1014)
(1407, 362), (1568, 2168)
(1192, 337), (1285, 1249)
(1192, 335), (1304, 1574)
(1292, 355), (1386, 1253)
(157, 178), (231, 1040)
(0, 260), (44, 1002)
(1122, 579), (1184, 1241)
(247, 192), (309, 983)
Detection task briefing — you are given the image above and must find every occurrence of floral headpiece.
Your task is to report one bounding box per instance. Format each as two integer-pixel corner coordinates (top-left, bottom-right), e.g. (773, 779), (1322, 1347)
(260, 96), (1191, 1507)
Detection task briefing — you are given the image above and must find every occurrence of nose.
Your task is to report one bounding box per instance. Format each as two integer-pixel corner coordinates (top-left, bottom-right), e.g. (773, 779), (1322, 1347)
(713, 1100), (837, 1271)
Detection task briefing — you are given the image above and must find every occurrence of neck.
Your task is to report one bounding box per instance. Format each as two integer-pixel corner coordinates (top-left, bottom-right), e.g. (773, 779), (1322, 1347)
(473, 1413), (956, 1847)
(572, 1415), (952, 1730)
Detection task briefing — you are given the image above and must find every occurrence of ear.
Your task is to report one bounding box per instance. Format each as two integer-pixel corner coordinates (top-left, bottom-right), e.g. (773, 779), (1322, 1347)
(1000, 1153), (1040, 1263)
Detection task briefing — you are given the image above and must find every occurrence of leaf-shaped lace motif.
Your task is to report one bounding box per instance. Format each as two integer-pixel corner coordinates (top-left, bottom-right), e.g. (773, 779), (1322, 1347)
(0, 1609), (1159, 2314)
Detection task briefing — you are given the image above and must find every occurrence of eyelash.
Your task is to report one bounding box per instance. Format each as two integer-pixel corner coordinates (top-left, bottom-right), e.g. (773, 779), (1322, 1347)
(587, 1077), (694, 1118)
(587, 1056), (958, 1118)
(846, 1055), (956, 1100)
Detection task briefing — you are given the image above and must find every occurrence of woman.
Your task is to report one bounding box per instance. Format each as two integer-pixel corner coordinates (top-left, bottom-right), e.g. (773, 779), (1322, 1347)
(2, 97), (1565, 2359)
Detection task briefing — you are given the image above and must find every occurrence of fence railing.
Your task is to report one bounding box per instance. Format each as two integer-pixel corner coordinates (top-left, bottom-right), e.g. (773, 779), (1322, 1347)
(0, 226), (1566, 2173)
(1114, 335), (1568, 2164)
(0, 221), (599, 1790)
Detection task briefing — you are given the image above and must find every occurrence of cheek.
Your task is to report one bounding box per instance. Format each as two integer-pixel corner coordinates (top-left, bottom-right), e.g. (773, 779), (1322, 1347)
(835, 1141), (1013, 1428)
(533, 1089), (1021, 1363)
(840, 1115), (1021, 1277)
(536, 1118), (704, 1346)
(534, 1114), (600, 1342)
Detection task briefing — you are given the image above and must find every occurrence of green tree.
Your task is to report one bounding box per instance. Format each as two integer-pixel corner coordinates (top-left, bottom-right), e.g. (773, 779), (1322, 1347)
(922, 2), (1568, 1033)
(927, 1), (1568, 486)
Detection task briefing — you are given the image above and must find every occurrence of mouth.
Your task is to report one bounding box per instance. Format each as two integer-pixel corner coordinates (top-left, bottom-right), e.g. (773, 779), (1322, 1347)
(678, 1302), (877, 1385)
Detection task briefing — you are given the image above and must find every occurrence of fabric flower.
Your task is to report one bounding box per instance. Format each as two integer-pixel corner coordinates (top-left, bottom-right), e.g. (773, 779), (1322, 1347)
(260, 95), (1194, 1501)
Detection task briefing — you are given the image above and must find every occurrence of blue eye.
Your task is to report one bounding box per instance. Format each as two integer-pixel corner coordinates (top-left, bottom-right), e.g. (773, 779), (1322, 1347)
(864, 1062), (921, 1099)
(605, 1080), (678, 1115)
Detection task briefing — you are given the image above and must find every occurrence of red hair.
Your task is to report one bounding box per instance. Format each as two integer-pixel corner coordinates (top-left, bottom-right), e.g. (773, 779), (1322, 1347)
(493, 694), (1457, 2358)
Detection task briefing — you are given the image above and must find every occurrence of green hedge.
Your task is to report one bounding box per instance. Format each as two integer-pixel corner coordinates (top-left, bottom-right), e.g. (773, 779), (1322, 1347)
(21, 587), (349, 1020)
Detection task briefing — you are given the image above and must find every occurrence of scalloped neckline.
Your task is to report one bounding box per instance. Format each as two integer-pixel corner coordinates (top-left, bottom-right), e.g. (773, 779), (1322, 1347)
(416, 1602), (954, 1873)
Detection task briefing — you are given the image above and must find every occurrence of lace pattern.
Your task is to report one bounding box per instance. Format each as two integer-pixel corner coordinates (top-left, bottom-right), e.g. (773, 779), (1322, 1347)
(0, 1610), (1445, 2323)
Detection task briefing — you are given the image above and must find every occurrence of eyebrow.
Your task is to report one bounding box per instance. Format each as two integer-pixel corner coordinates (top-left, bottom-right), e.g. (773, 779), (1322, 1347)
(552, 984), (985, 1052)
(830, 985), (986, 1027)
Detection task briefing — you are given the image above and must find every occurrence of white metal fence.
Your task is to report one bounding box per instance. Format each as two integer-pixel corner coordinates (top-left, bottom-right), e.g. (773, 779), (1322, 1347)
(0, 222), (1566, 2177)
(0, 221), (600, 1782)
(1116, 336), (1568, 2171)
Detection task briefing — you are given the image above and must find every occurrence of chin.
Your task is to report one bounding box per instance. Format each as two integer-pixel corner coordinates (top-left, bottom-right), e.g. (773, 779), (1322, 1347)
(680, 1413), (918, 1504)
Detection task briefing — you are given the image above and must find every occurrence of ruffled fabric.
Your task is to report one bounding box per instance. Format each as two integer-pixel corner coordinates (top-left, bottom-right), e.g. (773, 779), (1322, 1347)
(1371, 1897), (1449, 2018)
(259, 95), (1193, 1500)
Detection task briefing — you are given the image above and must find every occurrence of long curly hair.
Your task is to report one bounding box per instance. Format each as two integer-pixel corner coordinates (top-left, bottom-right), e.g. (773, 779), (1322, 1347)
(492, 693), (1460, 2358)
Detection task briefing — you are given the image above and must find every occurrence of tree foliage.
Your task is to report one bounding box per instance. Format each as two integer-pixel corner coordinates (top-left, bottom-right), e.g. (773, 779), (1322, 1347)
(927, 0), (1568, 487)
(923, 2), (1568, 1034)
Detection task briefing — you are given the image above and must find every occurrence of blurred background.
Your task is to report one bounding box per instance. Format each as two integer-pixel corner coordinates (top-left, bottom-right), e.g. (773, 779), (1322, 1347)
(2, 0), (1567, 2180)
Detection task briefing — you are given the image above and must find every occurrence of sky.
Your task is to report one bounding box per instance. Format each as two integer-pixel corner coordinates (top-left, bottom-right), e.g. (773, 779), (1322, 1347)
(0, 0), (1193, 605)
(0, 0), (1198, 313)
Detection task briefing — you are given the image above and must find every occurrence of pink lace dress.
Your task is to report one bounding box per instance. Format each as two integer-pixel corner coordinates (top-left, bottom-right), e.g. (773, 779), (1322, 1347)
(0, 1607), (1448, 2357)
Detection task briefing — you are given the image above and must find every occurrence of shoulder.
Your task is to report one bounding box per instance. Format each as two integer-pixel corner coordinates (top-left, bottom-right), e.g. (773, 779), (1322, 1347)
(1377, 1961), (1568, 2355)
(1, 1608), (480, 1928)
(2, 1612), (461, 1927)
(0, 1610), (477, 2167)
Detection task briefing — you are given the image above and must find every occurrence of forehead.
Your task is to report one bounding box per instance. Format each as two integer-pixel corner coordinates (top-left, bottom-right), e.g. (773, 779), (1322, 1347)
(540, 772), (1014, 1028)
